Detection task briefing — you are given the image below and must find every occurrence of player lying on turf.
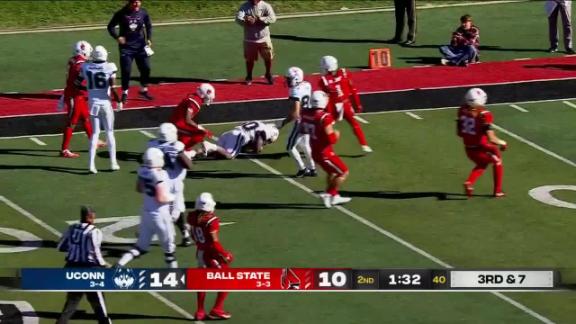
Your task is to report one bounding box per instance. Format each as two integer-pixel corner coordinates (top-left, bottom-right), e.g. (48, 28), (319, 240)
(170, 83), (216, 151)
(457, 87), (507, 198)
(190, 121), (279, 159)
(188, 192), (233, 320)
(301, 90), (352, 208)
(147, 123), (194, 247)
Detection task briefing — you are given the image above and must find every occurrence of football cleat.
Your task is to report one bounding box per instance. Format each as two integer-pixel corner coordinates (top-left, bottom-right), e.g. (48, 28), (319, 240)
(361, 145), (373, 153)
(319, 193), (332, 208)
(194, 310), (206, 321)
(331, 195), (352, 206)
(111, 163), (120, 171)
(265, 73), (274, 85)
(139, 90), (154, 101)
(208, 309), (232, 320)
(89, 167), (98, 174)
(121, 93), (128, 104)
(181, 236), (193, 247)
(440, 58), (449, 66)
(201, 141), (218, 156)
(61, 150), (80, 158)
(463, 182), (473, 198)
(295, 169), (307, 178)
(494, 192), (506, 198)
(245, 76), (252, 86)
(305, 168), (318, 177)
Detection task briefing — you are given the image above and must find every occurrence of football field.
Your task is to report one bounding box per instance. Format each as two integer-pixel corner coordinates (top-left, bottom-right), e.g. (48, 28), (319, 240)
(1, 99), (575, 323)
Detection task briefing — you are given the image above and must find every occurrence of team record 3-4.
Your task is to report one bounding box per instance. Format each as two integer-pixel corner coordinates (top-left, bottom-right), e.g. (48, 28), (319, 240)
(18, 268), (559, 291)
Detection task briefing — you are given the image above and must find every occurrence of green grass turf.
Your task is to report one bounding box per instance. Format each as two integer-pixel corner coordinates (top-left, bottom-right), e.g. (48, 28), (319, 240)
(1, 100), (576, 323)
(0, 1), (559, 93)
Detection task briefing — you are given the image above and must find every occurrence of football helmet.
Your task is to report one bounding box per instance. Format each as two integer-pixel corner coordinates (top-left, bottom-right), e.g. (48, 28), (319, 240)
(92, 45), (108, 62)
(196, 83), (216, 105)
(195, 192), (216, 212)
(143, 147), (165, 168)
(465, 88), (487, 107)
(311, 90), (329, 109)
(285, 66), (304, 88)
(264, 123), (280, 143)
(320, 55), (338, 74)
(73, 40), (93, 58)
(158, 122), (178, 143)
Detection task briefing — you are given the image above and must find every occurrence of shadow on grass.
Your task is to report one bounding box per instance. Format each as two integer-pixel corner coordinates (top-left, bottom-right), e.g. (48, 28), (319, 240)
(131, 76), (244, 85)
(0, 93), (61, 100)
(0, 164), (89, 175)
(22, 310), (187, 321)
(338, 190), (477, 201)
(524, 63), (576, 71)
(272, 34), (389, 44)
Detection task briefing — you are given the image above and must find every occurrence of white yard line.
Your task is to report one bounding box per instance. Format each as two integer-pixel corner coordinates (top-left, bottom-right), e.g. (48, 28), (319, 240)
(509, 104), (529, 113)
(0, 195), (198, 322)
(562, 100), (576, 109)
(492, 124), (576, 168)
(0, 1), (525, 35)
(247, 159), (553, 323)
(405, 112), (423, 120)
(139, 130), (156, 138)
(353, 116), (370, 124)
(29, 137), (47, 146)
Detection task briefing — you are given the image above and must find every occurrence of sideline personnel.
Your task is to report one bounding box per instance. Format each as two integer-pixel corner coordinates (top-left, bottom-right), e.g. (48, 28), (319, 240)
(56, 206), (112, 324)
(107, 0), (154, 103)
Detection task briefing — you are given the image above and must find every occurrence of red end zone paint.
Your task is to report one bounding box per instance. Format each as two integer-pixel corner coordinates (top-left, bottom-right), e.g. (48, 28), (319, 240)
(1, 56), (576, 118)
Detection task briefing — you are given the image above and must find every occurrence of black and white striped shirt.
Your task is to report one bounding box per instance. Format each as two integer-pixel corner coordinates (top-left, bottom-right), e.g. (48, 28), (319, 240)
(57, 223), (106, 267)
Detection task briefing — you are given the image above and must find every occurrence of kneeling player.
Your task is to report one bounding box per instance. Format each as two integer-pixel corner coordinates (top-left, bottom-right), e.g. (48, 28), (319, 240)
(170, 83), (216, 151)
(457, 88), (507, 198)
(198, 121), (279, 159)
(188, 193), (233, 320)
(301, 91), (351, 208)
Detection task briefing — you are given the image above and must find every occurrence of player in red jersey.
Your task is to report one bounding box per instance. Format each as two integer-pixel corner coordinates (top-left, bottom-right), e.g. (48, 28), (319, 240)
(170, 83), (216, 151)
(318, 55), (372, 153)
(457, 88), (507, 198)
(57, 41), (104, 158)
(187, 192), (233, 320)
(300, 90), (352, 208)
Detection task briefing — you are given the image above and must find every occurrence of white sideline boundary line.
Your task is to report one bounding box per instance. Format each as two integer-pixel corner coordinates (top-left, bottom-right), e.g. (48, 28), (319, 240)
(405, 112), (423, 120)
(562, 100), (576, 109)
(510, 104), (529, 113)
(3, 96), (576, 140)
(0, 195), (199, 323)
(29, 137), (46, 146)
(0, 1), (526, 35)
(247, 160), (554, 323)
(353, 116), (369, 124)
(139, 130), (155, 139)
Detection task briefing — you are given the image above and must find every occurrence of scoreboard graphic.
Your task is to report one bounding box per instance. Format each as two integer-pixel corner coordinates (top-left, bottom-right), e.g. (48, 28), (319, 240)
(18, 268), (560, 291)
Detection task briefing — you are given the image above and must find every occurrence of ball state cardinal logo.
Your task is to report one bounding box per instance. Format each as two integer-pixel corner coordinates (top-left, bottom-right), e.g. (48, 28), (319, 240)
(113, 268), (135, 289)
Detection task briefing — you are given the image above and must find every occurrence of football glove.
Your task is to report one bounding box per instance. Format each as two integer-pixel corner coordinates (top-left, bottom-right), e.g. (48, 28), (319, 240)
(500, 141), (508, 151)
(356, 105), (363, 114)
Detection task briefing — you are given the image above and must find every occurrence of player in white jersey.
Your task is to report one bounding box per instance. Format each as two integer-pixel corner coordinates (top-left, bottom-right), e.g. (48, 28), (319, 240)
(77, 45), (122, 174)
(281, 67), (316, 177)
(117, 147), (178, 268)
(147, 123), (194, 247)
(198, 121), (279, 159)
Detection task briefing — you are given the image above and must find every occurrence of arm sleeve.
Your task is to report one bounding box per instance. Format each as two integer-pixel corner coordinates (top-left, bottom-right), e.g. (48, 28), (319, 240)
(344, 71), (362, 108)
(235, 6), (246, 25)
(91, 228), (107, 266)
(107, 11), (121, 39)
(144, 10), (152, 41)
(260, 3), (277, 24)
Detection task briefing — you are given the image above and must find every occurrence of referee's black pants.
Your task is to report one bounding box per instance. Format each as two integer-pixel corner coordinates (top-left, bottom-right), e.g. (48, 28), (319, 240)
(393, 0), (416, 41)
(119, 47), (151, 91)
(56, 263), (111, 324)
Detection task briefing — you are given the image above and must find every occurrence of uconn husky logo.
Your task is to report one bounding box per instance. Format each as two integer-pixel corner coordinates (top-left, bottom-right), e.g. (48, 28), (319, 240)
(113, 268), (135, 289)
(128, 18), (139, 31)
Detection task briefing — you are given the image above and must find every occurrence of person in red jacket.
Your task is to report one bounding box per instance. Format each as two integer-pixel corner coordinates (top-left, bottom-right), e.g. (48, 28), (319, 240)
(457, 88), (507, 198)
(318, 55), (372, 153)
(170, 83), (216, 151)
(187, 192), (233, 320)
(57, 41), (104, 158)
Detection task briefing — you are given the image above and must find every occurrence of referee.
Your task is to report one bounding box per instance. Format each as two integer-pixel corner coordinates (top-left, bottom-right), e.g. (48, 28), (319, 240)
(107, 0), (154, 104)
(56, 206), (112, 324)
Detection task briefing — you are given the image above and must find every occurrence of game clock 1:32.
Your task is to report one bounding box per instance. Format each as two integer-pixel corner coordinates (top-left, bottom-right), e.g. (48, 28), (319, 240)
(381, 270), (430, 289)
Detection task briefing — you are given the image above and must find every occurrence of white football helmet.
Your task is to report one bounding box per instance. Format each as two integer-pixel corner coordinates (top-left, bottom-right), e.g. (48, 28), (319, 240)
(195, 192), (216, 212)
(73, 40), (93, 58)
(143, 147), (165, 168)
(92, 45), (108, 62)
(311, 90), (329, 109)
(264, 123), (280, 143)
(465, 88), (487, 107)
(158, 122), (178, 143)
(320, 55), (338, 74)
(196, 83), (216, 105)
(285, 66), (304, 88)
